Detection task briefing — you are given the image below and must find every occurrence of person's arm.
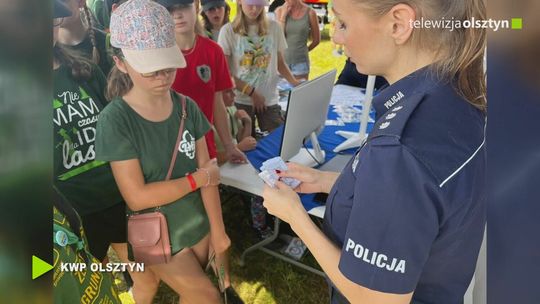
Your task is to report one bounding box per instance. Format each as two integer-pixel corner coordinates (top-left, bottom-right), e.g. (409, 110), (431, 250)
(307, 8), (320, 51)
(275, 5), (289, 31)
(109, 158), (212, 212)
(266, 145), (442, 303)
(277, 51), (300, 86)
(195, 137), (231, 253)
(291, 194), (412, 304)
(227, 70), (266, 113)
(262, 180), (414, 303)
(235, 109), (252, 140)
(213, 92), (247, 163)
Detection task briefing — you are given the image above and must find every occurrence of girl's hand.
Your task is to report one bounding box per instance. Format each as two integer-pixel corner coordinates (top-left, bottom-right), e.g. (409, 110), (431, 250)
(224, 143), (248, 164)
(262, 181), (308, 224)
(199, 158), (220, 186)
(281, 2), (291, 18)
(251, 90), (267, 113)
(277, 162), (324, 193)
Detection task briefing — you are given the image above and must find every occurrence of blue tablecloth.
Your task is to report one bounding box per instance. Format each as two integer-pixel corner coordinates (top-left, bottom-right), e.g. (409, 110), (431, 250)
(245, 86), (375, 212)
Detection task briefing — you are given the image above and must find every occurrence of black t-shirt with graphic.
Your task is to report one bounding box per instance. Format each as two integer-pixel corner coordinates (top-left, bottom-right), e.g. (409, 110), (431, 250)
(53, 64), (123, 216)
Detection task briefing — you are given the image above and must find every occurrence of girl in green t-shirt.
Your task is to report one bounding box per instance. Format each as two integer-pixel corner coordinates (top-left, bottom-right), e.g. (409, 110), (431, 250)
(96, 1), (231, 303)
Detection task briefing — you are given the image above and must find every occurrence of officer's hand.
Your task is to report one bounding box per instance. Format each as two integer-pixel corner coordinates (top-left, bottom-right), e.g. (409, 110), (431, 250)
(277, 162), (324, 194)
(263, 181), (308, 224)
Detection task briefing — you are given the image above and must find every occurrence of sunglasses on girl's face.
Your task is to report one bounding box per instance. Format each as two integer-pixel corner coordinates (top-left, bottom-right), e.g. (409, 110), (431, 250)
(140, 68), (177, 78)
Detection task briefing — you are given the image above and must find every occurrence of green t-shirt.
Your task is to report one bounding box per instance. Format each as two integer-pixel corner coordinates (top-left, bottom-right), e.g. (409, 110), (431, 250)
(53, 206), (121, 304)
(65, 27), (113, 76)
(53, 64), (123, 216)
(95, 92), (212, 254)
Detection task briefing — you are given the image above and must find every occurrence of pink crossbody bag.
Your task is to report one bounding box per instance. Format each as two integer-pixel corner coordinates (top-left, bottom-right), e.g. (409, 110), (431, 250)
(127, 95), (186, 265)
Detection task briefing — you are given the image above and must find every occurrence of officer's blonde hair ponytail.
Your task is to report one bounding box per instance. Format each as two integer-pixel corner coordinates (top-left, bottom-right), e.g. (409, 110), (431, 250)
(356, 0), (486, 111)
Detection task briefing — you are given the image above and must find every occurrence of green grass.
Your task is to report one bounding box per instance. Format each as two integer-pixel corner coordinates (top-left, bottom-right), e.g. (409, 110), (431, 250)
(112, 7), (346, 304)
(308, 28), (346, 81)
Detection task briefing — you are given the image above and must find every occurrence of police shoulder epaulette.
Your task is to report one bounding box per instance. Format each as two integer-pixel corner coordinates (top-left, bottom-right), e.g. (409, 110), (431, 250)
(368, 92), (426, 141)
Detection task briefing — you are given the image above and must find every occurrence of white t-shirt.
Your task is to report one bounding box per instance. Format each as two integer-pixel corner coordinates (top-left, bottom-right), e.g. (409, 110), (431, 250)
(218, 20), (287, 106)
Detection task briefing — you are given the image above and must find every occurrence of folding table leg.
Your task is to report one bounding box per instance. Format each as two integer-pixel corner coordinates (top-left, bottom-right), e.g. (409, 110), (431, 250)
(239, 217), (281, 266)
(239, 217), (326, 277)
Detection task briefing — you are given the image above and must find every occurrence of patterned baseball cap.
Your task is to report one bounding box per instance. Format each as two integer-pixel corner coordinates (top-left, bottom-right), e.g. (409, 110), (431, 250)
(109, 0), (186, 73)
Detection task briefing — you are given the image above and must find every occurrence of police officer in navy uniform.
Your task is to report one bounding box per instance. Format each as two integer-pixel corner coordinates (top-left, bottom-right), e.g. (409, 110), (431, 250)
(262, 0), (487, 303)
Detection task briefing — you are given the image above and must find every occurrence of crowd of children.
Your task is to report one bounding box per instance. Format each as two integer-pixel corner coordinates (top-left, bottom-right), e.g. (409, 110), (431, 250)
(53, 0), (311, 302)
(53, 0), (488, 303)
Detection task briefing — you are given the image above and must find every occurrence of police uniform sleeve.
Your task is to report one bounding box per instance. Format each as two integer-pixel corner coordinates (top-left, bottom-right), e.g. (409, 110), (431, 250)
(95, 104), (138, 161)
(186, 97), (211, 141)
(338, 143), (441, 294)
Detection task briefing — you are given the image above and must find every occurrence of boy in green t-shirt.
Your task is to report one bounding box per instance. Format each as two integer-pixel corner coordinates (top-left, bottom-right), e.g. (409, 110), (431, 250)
(214, 88), (257, 164)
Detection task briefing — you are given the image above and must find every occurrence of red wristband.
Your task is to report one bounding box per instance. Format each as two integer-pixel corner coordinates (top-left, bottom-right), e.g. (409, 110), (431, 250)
(186, 173), (197, 191)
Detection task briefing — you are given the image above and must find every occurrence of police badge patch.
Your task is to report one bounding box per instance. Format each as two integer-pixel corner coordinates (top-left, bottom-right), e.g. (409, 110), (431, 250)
(197, 65), (211, 83)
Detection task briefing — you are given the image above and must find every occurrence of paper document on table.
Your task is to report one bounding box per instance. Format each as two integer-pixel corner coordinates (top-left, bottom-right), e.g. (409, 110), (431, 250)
(329, 84), (366, 107)
(332, 105), (375, 124)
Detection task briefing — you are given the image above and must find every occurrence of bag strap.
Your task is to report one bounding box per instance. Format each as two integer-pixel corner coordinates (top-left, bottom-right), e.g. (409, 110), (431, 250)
(165, 94), (187, 181)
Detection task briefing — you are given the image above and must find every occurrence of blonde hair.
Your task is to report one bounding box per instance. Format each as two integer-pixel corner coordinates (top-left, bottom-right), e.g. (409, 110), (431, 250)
(357, 0), (486, 111)
(232, 3), (268, 36)
(195, 18), (207, 37)
(105, 48), (133, 100)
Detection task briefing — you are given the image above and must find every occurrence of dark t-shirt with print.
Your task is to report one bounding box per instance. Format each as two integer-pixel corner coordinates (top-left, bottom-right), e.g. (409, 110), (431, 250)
(53, 64), (123, 216)
(95, 93), (212, 254)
